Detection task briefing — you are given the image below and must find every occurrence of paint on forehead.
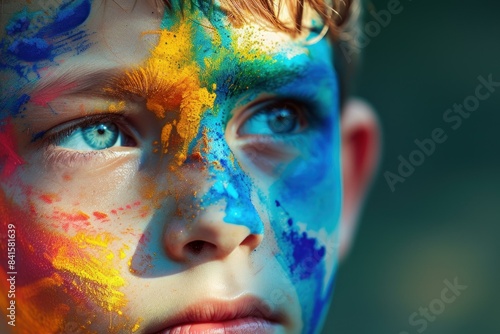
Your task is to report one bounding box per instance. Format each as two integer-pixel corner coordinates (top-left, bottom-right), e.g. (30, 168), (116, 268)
(107, 18), (216, 166)
(1, 1), (93, 125)
(3, 0), (91, 62)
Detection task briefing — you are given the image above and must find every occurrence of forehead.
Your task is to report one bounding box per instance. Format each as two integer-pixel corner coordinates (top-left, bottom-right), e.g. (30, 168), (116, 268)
(0, 1), (335, 121)
(0, 0), (326, 38)
(0, 1), (329, 67)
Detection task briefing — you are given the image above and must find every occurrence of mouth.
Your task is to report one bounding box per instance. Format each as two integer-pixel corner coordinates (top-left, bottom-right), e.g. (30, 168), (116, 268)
(150, 296), (285, 334)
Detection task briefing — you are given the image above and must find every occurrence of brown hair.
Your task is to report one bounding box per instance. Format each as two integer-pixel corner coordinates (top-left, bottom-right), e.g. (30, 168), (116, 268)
(161, 0), (354, 39)
(160, 0), (360, 103)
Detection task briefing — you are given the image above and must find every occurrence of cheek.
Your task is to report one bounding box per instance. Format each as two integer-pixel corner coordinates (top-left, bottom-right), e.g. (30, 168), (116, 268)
(0, 153), (152, 331)
(262, 123), (341, 330)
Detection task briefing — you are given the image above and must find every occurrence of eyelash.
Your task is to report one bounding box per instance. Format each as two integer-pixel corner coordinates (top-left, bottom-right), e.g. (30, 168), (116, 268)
(36, 113), (137, 166)
(236, 97), (320, 140)
(40, 113), (131, 148)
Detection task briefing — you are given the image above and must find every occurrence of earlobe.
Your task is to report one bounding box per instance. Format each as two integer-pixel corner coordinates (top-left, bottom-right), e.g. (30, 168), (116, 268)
(338, 98), (381, 261)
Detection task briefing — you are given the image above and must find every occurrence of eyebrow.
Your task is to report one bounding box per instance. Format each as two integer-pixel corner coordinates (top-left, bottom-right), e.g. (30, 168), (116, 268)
(27, 54), (333, 106)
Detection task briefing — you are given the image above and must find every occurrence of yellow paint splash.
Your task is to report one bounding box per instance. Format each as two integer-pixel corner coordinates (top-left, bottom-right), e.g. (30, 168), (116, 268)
(108, 20), (216, 166)
(131, 317), (143, 332)
(51, 232), (127, 315)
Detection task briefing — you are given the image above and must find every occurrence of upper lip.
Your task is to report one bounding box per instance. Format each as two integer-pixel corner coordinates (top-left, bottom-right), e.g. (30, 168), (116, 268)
(148, 295), (286, 333)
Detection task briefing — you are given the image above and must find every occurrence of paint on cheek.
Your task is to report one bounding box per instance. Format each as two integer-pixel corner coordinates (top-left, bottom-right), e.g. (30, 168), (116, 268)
(283, 227), (326, 280)
(273, 201), (326, 280)
(0, 192), (76, 332)
(0, 191), (132, 332)
(276, 113), (342, 231)
(50, 232), (127, 315)
(270, 209), (331, 334)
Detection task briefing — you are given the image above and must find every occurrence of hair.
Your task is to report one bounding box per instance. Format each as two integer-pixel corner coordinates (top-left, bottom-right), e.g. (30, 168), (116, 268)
(160, 0), (355, 38)
(160, 0), (360, 103)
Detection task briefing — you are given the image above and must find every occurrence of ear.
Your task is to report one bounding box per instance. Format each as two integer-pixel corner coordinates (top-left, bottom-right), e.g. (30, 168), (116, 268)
(338, 99), (381, 261)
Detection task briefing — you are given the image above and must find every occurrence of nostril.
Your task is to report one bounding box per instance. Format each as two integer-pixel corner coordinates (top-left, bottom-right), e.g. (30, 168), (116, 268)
(186, 240), (206, 255)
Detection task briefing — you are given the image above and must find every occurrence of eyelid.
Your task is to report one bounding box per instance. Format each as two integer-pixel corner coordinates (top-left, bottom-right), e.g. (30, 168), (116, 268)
(234, 97), (315, 138)
(35, 113), (134, 149)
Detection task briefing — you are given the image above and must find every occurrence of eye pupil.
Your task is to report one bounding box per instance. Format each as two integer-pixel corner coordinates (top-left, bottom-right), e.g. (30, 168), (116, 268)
(268, 106), (298, 134)
(82, 122), (120, 150)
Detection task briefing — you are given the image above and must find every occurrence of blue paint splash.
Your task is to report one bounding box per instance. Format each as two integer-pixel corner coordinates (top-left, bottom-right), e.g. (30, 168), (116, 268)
(284, 227), (326, 280)
(8, 38), (54, 62)
(11, 94), (31, 117)
(199, 127), (264, 235)
(274, 201), (326, 280)
(5, 8), (33, 35)
(37, 0), (92, 38)
(2, 0), (91, 62)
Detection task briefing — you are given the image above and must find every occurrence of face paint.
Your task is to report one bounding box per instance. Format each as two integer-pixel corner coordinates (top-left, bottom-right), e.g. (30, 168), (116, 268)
(106, 18), (216, 166)
(130, 8), (341, 331)
(264, 40), (342, 333)
(0, 0), (92, 126)
(0, 122), (25, 178)
(4, 0), (91, 62)
(0, 186), (145, 332)
(1, 1), (344, 333)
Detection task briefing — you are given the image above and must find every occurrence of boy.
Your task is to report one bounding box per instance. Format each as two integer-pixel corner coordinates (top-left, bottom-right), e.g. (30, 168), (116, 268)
(0, 0), (379, 333)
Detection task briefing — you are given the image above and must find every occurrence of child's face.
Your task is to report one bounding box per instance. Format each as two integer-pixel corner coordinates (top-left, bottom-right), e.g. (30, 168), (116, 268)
(0, 1), (343, 333)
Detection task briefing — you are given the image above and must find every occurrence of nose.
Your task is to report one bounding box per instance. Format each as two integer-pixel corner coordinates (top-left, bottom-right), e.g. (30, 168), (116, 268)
(164, 204), (263, 262)
(161, 118), (264, 262)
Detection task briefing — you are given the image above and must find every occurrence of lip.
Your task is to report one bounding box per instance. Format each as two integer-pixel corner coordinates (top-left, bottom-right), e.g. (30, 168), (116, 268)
(149, 296), (286, 334)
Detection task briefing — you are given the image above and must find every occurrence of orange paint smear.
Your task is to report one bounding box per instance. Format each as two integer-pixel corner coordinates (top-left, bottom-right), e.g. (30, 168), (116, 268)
(106, 21), (216, 168)
(93, 211), (108, 220)
(40, 193), (61, 204)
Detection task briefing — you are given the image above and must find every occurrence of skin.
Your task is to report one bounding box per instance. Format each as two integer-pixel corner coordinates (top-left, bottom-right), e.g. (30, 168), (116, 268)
(0, 1), (380, 333)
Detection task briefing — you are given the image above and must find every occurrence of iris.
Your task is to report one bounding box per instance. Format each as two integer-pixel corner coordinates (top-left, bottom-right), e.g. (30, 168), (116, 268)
(81, 123), (120, 150)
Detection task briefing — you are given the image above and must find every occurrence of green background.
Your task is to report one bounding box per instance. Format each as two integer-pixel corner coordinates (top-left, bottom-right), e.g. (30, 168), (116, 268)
(323, 0), (500, 333)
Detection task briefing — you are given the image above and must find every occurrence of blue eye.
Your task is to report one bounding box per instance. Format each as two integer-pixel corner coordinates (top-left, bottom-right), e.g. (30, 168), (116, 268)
(57, 121), (132, 151)
(239, 101), (306, 136)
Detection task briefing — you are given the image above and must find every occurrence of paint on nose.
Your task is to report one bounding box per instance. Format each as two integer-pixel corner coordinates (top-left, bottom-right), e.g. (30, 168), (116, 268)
(198, 125), (263, 235)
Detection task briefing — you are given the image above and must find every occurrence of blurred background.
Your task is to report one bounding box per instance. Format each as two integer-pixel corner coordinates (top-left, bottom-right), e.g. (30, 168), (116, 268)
(323, 0), (500, 333)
